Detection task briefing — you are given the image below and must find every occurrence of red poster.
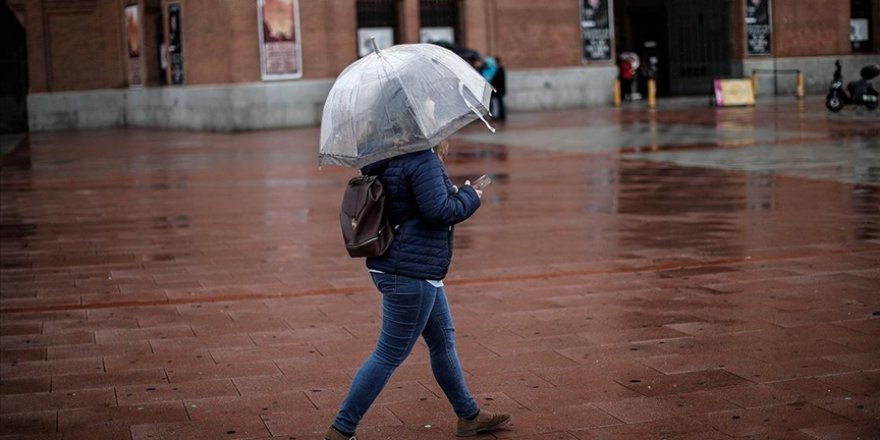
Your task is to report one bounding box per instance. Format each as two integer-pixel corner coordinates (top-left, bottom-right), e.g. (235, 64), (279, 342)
(125, 4), (144, 87)
(258, 0), (303, 80)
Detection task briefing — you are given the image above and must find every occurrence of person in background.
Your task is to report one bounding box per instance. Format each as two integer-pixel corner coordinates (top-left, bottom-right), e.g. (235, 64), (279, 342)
(618, 56), (634, 101)
(466, 53), (485, 74)
(488, 56), (506, 121)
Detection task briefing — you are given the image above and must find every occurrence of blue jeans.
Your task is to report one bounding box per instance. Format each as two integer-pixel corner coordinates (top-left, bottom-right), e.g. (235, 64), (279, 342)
(333, 273), (479, 432)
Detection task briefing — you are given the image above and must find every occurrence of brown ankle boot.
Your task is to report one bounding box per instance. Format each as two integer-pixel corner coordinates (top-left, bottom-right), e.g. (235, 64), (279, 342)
(324, 426), (358, 440)
(455, 410), (512, 437)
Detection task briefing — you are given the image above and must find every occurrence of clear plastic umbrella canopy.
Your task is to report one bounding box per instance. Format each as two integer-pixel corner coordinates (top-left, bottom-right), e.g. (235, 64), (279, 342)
(319, 42), (494, 168)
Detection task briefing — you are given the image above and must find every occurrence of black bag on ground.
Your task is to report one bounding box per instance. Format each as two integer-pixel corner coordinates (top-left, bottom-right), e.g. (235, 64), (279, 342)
(340, 175), (393, 258)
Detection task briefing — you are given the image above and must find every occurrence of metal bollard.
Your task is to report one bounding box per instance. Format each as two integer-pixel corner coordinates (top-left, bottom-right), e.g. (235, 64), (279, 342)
(613, 79), (621, 107)
(648, 79), (656, 110)
(751, 71), (758, 98)
(796, 71), (805, 99)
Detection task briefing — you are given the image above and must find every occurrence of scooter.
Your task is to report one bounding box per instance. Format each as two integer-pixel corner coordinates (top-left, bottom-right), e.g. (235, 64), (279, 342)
(825, 60), (879, 112)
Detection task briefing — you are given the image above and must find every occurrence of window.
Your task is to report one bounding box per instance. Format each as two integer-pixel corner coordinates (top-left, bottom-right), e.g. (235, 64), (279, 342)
(356, 0), (399, 56)
(419, 0), (459, 44)
(851, 0), (873, 52)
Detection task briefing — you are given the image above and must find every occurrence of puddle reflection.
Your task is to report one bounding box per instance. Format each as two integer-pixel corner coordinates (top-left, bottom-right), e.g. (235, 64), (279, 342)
(151, 215), (191, 230)
(852, 185), (880, 240)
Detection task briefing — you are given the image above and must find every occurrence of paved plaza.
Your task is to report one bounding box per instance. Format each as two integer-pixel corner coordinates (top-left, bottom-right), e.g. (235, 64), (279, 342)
(1, 98), (878, 439)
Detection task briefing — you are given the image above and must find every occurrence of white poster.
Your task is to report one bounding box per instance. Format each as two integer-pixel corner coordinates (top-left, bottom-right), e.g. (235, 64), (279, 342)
(358, 27), (394, 57)
(420, 27), (455, 44)
(850, 18), (869, 42)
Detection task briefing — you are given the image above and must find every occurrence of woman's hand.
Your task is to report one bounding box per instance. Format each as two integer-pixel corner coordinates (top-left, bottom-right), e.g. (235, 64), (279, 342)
(464, 180), (483, 199)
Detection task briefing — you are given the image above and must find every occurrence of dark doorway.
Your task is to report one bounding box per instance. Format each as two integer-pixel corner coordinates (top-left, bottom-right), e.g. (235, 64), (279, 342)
(615, 0), (733, 97)
(627, 5), (670, 97)
(0, 1), (28, 133)
(666, 0), (732, 95)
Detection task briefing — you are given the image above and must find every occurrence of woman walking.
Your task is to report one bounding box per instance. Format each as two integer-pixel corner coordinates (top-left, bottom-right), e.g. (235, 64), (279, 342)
(324, 143), (511, 439)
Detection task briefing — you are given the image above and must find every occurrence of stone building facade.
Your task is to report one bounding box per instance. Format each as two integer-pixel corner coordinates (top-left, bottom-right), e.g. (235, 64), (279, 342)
(2, 0), (878, 132)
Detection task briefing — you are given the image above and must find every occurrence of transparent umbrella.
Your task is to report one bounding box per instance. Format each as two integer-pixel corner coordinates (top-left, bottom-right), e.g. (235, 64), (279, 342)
(319, 40), (495, 168)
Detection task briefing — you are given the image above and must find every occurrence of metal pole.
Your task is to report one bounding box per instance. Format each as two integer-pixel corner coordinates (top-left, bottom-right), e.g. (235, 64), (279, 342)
(613, 79), (621, 107)
(796, 71), (804, 99)
(751, 70), (758, 98)
(773, 57), (778, 96)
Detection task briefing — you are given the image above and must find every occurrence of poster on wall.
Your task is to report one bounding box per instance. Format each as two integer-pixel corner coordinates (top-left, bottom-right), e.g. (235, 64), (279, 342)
(580, 0), (613, 62)
(420, 27), (454, 44)
(357, 27), (394, 57)
(850, 18), (869, 50)
(168, 3), (184, 85)
(125, 4), (144, 88)
(745, 0), (771, 55)
(258, 0), (303, 80)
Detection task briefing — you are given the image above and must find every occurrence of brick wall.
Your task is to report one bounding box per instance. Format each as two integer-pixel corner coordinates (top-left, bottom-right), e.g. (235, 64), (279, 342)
(14, 0), (875, 93)
(771, 0), (851, 57)
(461, 0), (585, 69)
(16, 0), (127, 93)
(299, 0), (358, 80)
(492, 0), (584, 68)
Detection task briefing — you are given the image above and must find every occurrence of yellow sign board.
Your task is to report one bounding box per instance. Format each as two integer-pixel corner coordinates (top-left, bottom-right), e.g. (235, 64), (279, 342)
(714, 79), (755, 106)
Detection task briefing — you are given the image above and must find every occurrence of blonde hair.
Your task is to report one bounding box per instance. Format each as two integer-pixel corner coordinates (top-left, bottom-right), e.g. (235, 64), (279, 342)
(435, 140), (450, 162)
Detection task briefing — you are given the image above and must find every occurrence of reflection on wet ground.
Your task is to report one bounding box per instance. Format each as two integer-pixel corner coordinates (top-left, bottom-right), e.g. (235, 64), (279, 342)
(632, 138), (880, 185)
(1, 99), (876, 304)
(1, 98), (878, 439)
(459, 122), (805, 154)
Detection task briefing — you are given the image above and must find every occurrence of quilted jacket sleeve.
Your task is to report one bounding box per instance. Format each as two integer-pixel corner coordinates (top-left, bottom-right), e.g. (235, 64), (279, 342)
(408, 152), (480, 226)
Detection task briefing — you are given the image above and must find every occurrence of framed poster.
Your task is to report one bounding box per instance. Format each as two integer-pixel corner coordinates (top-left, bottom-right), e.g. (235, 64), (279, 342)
(358, 27), (394, 57)
(125, 4), (144, 88)
(420, 27), (454, 44)
(714, 79), (755, 107)
(850, 18), (869, 42)
(258, 0), (303, 80)
(579, 0), (613, 62)
(168, 2), (184, 85)
(745, 0), (771, 55)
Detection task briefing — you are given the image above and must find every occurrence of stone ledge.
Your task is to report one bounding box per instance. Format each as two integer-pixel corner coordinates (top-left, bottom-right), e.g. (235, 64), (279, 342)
(26, 67), (620, 132)
(744, 53), (880, 96)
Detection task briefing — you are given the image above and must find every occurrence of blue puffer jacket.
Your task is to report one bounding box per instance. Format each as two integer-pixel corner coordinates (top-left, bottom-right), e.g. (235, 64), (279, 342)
(361, 149), (481, 280)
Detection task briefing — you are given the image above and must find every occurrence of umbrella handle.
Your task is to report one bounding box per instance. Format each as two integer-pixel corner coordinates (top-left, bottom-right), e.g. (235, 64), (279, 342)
(459, 82), (496, 133)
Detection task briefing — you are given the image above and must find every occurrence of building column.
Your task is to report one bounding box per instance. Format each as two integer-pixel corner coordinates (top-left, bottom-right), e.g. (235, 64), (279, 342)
(873, 0), (880, 53)
(21, 0), (48, 93)
(460, 0), (491, 54)
(399, 0), (419, 43)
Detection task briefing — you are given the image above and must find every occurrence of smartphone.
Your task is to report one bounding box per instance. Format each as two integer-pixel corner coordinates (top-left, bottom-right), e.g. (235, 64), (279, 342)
(471, 174), (492, 190)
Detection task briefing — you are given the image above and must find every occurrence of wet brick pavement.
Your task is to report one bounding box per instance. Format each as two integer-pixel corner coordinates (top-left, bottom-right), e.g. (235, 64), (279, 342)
(1, 98), (878, 439)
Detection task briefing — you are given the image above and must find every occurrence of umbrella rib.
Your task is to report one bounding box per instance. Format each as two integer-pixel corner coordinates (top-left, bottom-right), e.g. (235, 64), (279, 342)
(377, 55), (426, 156)
(349, 59), (367, 170)
(383, 49), (435, 144)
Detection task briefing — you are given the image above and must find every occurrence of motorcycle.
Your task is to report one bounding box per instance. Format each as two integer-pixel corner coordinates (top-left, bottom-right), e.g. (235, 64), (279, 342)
(825, 60), (879, 112)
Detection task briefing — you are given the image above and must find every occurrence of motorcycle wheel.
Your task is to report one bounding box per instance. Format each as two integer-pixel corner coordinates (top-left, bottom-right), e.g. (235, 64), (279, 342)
(866, 91), (879, 110)
(826, 96), (844, 112)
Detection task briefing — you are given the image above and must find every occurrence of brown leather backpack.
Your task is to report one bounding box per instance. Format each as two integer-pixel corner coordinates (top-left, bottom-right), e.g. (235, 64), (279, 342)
(340, 175), (393, 258)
